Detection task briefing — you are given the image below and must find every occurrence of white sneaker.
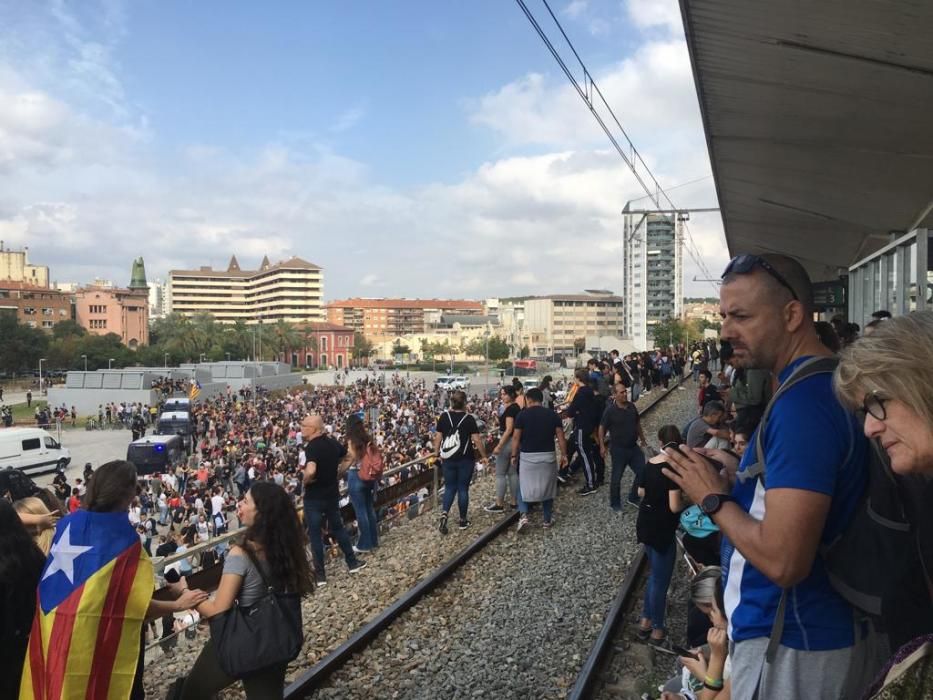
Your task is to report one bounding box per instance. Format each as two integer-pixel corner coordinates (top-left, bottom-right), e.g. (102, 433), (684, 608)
(517, 515), (529, 533)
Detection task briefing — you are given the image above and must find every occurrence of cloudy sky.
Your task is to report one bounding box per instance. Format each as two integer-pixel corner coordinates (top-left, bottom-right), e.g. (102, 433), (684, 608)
(0, 0), (728, 300)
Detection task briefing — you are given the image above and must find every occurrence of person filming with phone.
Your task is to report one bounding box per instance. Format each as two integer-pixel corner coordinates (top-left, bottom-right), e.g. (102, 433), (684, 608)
(661, 254), (870, 699)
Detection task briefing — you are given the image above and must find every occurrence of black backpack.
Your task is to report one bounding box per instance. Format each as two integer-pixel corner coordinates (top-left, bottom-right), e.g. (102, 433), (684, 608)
(740, 357), (915, 664)
(0, 467), (42, 501)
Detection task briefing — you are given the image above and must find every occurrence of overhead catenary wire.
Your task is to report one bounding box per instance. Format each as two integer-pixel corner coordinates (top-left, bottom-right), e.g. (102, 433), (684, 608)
(514, 0), (718, 288)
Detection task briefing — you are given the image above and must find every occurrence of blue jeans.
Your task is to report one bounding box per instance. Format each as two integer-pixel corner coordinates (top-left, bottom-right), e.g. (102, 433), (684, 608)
(303, 497), (359, 578)
(642, 543), (677, 631)
(517, 484), (553, 522)
(630, 382), (641, 402)
(442, 458), (474, 519)
(347, 469), (379, 551)
(610, 445), (646, 508)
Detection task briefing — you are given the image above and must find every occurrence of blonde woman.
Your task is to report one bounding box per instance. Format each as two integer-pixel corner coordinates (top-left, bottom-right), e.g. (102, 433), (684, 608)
(833, 310), (933, 658)
(13, 497), (56, 555)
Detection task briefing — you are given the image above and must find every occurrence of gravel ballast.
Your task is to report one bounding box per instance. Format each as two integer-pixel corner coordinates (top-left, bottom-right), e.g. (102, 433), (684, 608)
(144, 382), (699, 699)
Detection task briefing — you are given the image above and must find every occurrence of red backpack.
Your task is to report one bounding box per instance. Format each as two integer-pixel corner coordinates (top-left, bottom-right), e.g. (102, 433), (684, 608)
(359, 442), (385, 482)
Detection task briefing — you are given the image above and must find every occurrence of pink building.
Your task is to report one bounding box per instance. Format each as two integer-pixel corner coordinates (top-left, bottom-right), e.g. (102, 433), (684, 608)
(75, 285), (150, 348)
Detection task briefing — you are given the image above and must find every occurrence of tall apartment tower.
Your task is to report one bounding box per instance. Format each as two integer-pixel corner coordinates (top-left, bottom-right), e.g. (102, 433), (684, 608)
(623, 208), (683, 350)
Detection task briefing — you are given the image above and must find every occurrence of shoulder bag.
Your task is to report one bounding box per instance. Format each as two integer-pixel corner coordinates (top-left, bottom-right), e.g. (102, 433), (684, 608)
(209, 544), (304, 678)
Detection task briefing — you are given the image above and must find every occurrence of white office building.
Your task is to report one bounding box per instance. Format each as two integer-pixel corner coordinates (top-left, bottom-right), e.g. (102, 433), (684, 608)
(623, 209), (684, 350)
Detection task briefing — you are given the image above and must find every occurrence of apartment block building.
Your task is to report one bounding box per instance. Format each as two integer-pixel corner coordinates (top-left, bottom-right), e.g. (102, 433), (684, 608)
(326, 298), (483, 339)
(0, 281), (72, 330)
(623, 210), (684, 350)
(169, 255), (324, 324)
(523, 291), (625, 357)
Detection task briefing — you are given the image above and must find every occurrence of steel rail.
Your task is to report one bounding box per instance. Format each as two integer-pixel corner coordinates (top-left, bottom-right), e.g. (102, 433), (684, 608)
(282, 511), (520, 698)
(282, 372), (688, 698)
(568, 372), (688, 699)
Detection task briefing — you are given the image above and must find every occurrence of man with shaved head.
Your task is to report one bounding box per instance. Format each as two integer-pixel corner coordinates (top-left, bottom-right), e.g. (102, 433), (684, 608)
(662, 254), (870, 698)
(301, 413), (365, 585)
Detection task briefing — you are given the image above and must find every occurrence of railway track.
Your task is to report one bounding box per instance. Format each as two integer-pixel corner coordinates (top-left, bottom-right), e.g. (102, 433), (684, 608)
(280, 376), (689, 699)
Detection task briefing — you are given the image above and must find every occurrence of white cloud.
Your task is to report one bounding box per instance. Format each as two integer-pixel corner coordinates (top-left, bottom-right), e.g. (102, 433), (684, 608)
(625, 0), (683, 34)
(331, 105), (366, 133)
(0, 0), (724, 300)
(563, 0), (589, 19)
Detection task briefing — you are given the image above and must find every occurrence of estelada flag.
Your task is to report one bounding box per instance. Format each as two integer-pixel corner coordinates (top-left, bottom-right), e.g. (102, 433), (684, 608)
(189, 380), (201, 401)
(21, 510), (154, 699)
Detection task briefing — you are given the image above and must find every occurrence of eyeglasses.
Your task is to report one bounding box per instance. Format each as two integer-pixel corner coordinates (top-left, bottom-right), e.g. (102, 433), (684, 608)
(862, 392), (887, 421)
(722, 254), (799, 301)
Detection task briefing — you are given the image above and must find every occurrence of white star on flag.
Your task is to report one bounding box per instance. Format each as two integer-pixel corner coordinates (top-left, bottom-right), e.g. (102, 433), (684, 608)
(42, 524), (93, 584)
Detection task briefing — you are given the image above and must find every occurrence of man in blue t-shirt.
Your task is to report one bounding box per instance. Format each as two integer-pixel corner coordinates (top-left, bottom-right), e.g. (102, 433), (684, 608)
(661, 254), (869, 700)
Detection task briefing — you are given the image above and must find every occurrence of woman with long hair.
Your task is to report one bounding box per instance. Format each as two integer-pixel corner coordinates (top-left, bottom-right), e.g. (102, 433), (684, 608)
(178, 481), (315, 698)
(1, 499), (46, 698)
(346, 418), (380, 552)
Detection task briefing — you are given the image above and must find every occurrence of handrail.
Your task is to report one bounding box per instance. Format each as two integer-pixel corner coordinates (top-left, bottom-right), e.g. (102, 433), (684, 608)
(154, 454), (438, 574)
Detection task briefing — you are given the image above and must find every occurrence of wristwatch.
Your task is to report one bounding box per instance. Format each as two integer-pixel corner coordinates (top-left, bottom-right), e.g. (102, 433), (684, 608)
(700, 493), (735, 516)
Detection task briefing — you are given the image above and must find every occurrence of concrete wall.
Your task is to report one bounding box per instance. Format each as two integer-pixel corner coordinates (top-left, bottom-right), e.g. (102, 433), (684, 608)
(180, 362), (304, 393)
(47, 369), (225, 414)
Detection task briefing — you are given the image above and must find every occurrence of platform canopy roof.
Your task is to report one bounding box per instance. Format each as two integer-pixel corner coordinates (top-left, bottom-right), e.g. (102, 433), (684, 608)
(680, 0), (933, 281)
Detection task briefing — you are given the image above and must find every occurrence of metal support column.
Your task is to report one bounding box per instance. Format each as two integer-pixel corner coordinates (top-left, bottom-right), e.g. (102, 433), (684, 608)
(916, 229), (929, 311)
(895, 244), (910, 316)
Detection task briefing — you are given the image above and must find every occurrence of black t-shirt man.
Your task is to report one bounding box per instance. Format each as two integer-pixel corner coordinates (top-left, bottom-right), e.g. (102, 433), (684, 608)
(600, 400), (641, 449)
(436, 410), (479, 460)
(514, 405), (562, 453)
(303, 434), (347, 501)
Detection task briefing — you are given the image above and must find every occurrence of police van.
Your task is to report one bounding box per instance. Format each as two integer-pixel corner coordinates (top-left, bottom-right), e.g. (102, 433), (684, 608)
(156, 411), (195, 451)
(126, 434), (185, 476)
(0, 428), (71, 475)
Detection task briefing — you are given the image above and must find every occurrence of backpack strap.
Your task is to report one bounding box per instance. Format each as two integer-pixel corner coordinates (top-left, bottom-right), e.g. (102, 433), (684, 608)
(739, 356), (840, 487)
(741, 356), (839, 664)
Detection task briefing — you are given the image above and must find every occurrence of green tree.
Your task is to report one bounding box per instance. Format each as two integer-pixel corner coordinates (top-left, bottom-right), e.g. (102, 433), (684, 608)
(649, 317), (703, 347)
(519, 344), (530, 359)
(222, 320), (254, 361)
(487, 335), (510, 361)
(52, 319), (87, 340)
(269, 320), (302, 363)
(419, 338), (434, 360)
(392, 340), (411, 356)
(0, 315), (49, 374)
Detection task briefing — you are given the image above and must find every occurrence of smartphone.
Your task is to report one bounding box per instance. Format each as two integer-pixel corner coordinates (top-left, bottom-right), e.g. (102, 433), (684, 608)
(648, 642), (699, 660)
(661, 441), (685, 457)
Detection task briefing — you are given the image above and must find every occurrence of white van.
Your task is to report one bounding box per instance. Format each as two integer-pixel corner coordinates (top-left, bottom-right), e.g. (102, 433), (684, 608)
(0, 428), (71, 475)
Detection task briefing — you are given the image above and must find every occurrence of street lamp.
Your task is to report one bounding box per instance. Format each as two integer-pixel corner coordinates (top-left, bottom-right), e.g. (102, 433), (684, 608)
(39, 358), (46, 395)
(81, 354), (87, 372)
(164, 352), (169, 368)
(484, 329), (491, 389)
(225, 352), (231, 361)
(108, 358), (115, 369)
(199, 353), (207, 363)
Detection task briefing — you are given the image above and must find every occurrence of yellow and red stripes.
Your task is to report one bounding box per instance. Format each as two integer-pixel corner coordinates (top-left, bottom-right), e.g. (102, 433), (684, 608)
(21, 541), (153, 700)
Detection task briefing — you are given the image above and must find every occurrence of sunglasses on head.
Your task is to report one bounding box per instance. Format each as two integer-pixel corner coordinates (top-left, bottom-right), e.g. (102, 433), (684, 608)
(722, 254), (799, 301)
